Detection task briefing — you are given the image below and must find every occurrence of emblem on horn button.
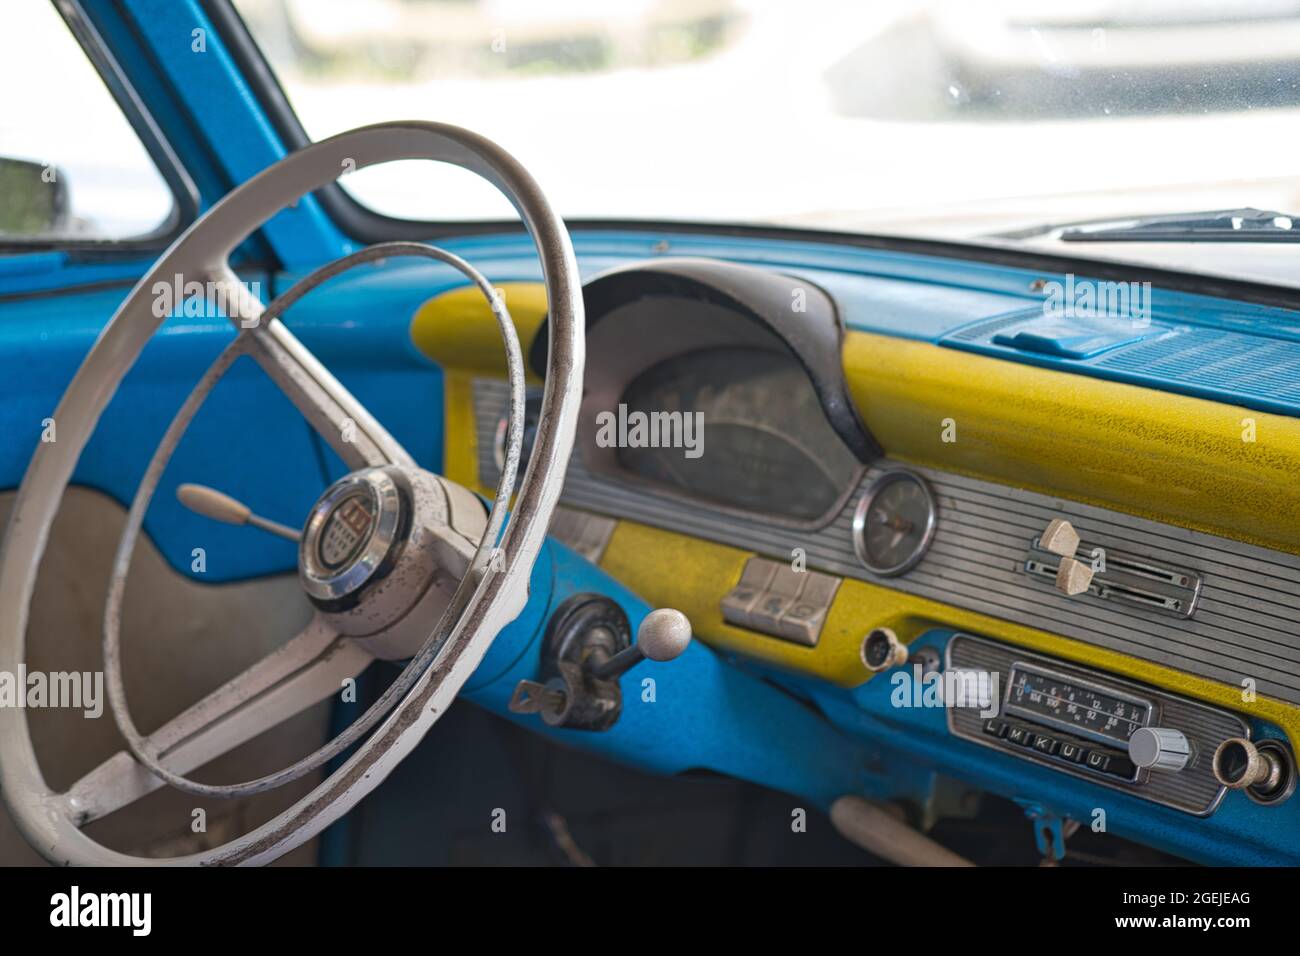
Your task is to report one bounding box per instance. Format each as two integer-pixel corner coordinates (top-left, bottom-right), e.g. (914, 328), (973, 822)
(300, 468), (408, 608)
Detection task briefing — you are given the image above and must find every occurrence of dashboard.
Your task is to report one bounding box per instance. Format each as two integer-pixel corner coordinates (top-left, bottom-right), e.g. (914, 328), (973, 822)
(426, 246), (1300, 866)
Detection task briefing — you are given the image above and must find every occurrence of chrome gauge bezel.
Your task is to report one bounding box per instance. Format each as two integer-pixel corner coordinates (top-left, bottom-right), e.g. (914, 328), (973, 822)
(851, 469), (937, 577)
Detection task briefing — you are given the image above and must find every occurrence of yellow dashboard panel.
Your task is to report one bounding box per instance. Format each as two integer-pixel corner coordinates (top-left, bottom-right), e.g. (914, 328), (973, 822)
(415, 281), (549, 491)
(415, 281), (1300, 750)
(411, 280), (549, 382)
(598, 519), (1300, 746)
(843, 331), (1300, 555)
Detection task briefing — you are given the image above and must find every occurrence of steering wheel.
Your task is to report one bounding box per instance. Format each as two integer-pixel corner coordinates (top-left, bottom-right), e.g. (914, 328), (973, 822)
(0, 122), (584, 865)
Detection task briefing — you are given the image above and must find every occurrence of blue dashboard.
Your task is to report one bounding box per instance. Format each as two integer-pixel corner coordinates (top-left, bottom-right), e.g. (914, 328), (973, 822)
(6, 226), (1300, 866)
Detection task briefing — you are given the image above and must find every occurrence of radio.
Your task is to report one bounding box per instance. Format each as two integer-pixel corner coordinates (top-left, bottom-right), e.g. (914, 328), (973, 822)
(946, 634), (1292, 815)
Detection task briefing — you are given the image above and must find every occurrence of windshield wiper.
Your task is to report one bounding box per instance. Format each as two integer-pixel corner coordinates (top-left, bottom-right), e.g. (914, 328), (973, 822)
(1056, 207), (1300, 242)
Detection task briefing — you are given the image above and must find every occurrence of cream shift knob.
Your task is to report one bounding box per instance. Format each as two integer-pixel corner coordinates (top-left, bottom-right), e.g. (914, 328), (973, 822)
(587, 608), (693, 682)
(637, 608), (693, 662)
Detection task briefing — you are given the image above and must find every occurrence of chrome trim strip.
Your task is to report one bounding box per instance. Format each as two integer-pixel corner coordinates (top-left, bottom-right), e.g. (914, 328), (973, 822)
(473, 377), (1300, 706)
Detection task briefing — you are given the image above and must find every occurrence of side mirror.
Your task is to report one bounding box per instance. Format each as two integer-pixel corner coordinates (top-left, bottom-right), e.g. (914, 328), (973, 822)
(0, 156), (70, 237)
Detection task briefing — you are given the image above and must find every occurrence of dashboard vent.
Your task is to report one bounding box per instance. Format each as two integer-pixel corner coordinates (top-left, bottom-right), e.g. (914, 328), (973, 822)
(1093, 329), (1300, 406)
(944, 314), (1300, 416)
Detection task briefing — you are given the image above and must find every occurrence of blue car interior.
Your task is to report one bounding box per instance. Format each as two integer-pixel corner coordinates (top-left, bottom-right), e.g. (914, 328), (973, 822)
(3, 0), (1300, 872)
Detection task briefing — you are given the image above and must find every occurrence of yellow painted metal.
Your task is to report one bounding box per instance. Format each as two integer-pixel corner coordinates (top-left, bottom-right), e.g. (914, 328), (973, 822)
(843, 330), (1300, 554)
(411, 281), (548, 383)
(415, 281), (548, 494)
(599, 520), (1300, 749)
(442, 369), (485, 492)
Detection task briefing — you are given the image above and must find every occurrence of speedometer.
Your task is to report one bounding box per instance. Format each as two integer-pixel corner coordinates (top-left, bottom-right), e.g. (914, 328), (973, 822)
(613, 348), (859, 521)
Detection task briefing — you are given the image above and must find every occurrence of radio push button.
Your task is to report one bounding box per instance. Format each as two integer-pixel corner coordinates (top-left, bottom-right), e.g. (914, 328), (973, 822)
(1058, 741), (1087, 764)
(1085, 751), (1111, 773)
(1006, 725), (1033, 747)
(982, 718), (1008, 739)
(1031, 733), (1060, 756)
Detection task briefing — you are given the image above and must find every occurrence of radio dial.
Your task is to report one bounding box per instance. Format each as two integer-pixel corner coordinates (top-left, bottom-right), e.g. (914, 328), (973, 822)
(1128, 727), (1191, 772)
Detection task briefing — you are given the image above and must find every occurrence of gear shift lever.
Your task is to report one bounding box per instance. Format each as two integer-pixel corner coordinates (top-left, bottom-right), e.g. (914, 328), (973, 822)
(589, 608), (693, 679)
(510, 599), (692, 731)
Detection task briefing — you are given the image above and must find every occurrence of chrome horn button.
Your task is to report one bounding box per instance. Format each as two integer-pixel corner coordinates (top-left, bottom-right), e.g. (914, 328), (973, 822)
(300, 468), (408, 608)
(298, 465), (487, 661)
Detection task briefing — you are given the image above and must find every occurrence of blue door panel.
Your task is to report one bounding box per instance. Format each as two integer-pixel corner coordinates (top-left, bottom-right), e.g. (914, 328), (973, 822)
(0, 271), (444, 583)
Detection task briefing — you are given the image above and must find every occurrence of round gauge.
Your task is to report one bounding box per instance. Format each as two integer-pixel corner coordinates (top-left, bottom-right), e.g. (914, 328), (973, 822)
(851, 470), (937, 576)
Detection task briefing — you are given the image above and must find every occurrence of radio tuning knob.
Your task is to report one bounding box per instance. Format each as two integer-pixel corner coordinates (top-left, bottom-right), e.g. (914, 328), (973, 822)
(1128, 727), (1192, 772)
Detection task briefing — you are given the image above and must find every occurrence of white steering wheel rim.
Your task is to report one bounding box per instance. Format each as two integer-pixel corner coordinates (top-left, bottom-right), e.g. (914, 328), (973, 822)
(0, 121), (584, 865)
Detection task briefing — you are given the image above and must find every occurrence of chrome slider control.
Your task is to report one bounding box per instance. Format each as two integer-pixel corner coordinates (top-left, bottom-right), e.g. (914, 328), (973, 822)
(1041, 518), (1093, 596)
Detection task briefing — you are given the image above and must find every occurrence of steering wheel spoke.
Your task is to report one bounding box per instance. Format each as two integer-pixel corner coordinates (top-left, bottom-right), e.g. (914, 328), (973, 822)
(208, 268), (413, 470)
(60, 616), (370, 827)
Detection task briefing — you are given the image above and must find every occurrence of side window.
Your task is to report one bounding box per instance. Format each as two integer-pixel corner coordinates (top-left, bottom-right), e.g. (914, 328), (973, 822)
(0, 1), (177, 244)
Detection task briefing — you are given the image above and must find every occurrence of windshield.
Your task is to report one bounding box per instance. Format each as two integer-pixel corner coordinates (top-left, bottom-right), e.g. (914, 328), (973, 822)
(233, 0), (1300, 242)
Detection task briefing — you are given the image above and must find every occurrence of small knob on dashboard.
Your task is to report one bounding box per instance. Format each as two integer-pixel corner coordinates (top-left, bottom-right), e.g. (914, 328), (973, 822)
(636, 608), (693, 662)
(861, 627), (908, 673)
(588, 608), (692, 681)
(1055, 556), (1095, 596)
(1213, 738), (1281, 791)
(1128, 727), (1191, 772)
(1041, 518), (1081, 557)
